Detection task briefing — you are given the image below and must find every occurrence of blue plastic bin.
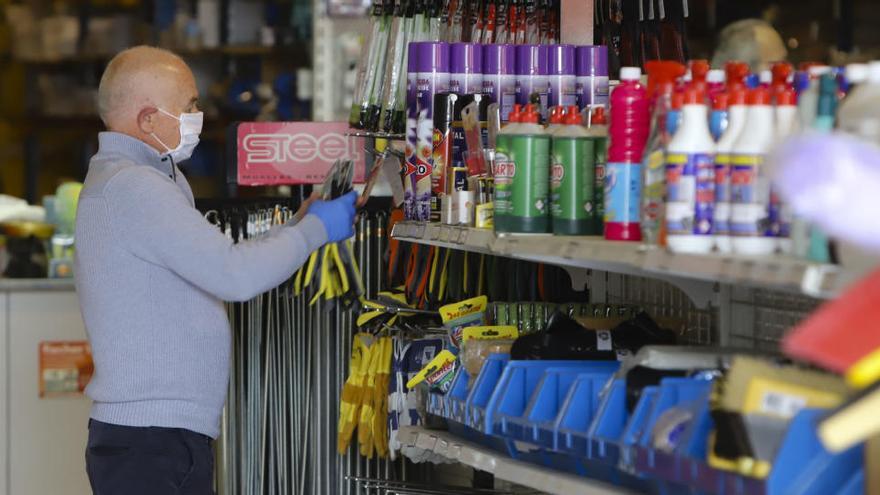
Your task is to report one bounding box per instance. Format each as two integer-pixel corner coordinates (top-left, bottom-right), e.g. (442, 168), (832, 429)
(446, 367), (471, 423)
(465, 353), (510, 432)
(555, 372), (617, 455)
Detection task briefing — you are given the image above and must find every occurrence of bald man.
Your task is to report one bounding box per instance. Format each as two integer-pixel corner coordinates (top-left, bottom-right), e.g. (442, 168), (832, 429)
(75, 46), (357, 495)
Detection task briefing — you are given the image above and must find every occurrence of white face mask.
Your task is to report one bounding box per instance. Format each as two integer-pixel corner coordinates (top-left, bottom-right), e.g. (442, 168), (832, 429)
(151, 108), (203, 163)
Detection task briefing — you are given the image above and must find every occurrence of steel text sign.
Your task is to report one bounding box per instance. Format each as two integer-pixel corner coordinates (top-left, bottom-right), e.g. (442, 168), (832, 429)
(237, 121), (365, 185)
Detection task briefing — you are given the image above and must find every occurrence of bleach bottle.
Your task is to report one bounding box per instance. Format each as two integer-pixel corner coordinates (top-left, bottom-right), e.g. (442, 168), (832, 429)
(709, 92), (729, 142)
(665, 85), (717, 253)
(713, 87), (747, 253)
(730, 87), (776, 255)
(493, 104), (524, 230)
(605, 67), (649, 241)
(775, 87), (799, 255)
(588, 107), (608, 234)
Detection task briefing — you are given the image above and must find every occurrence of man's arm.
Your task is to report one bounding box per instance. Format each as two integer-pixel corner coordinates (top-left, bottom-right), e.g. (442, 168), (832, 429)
(106, 166), (328, 302)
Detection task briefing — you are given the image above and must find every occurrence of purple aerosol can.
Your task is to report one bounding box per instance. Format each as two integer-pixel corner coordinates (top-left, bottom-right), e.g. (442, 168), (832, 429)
(413, 41), (450, 221)
(482, 43), (517, 122)
(449, 42), (483, 95)
(547, 44), (577, 109)
(404, 41), (420, 220)
(515, 44), (549, 121)
(576, 45), (609, 111)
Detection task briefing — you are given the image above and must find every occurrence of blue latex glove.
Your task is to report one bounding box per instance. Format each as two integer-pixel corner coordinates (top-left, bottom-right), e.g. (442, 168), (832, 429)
(309, 191), (358, 242)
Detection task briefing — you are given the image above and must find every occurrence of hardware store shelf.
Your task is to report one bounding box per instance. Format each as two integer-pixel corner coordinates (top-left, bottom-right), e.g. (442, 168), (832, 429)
(390, 222), (847, 299)
(398, 425), (635, 495)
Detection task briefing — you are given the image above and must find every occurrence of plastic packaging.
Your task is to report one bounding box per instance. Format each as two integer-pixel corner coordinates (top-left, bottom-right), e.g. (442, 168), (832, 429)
(713, 87), (746, 253)
(515, 44), (549, 120)
(605, 67), (649, 242)
(798, 65), (831, 131)
(441, 295), (488, 350)
(730, 87), (776, 255)
(449, 42), (483, 95)
(775, 88), (799, 255)
(665, 85), (717, 254)
(687, 59), (709, 93)
(666, 91), (683, 137)
(349, 0), (392, 129)
(404, 42), (419, 219)
(547, 44), (577, 109)
(494, 104), (551, 233)
(709, 92), (729, 141)
(379, 0), (413, 133)
(838, 61), (880, 144)
(482, 44), (517, 123)
(414, 41), (451, 221)
(724, 61), (750, 92)
(640, 61), (686, 245)
(551, 105), (598, 235)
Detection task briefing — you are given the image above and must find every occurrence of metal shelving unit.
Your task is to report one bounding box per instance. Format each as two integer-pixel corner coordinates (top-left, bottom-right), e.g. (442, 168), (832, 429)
(398, 426), (635, 495)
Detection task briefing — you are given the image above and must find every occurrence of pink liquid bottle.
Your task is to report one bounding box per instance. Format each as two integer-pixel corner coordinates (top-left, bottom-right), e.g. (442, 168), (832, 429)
(605, 67), (650, 241)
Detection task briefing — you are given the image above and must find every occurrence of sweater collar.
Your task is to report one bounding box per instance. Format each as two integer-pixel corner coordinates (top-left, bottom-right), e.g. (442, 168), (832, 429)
(97, 132), (173, 173)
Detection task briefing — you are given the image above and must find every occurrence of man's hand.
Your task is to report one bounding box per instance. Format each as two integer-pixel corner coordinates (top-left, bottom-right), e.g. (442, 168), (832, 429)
(308, 191), (359, 242)
(294, 191), (320, 223)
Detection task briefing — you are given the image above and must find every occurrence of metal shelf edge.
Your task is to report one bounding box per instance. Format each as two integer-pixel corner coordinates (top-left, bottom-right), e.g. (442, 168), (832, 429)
(398, 425), (634, 495)
(390, 222), (846, 298)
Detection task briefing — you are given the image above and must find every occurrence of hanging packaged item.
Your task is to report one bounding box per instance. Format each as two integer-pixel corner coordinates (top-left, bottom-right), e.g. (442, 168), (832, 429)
(440, 295), (488, 350)
(350, 0), (394, 130)
(412, 41), (451, 221)
(406, 349), (458, 393)
(380, 0), (416, 134)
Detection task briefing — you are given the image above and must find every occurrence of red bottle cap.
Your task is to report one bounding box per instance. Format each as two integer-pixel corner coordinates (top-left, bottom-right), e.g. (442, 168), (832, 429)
(712, 92), (729, 111)
(645, 60), (687, 99)
(747, 87), (771, 106)
(590, 107), (607, 125)
(771, 62), (793, 85)
(563, 106), (582, 125)
(683, 85), (705, 105)
(549, 106), (564, 124)
(689, 59), (710, 82)
(776, 87), (797, 106)
(522, 105), (540, 124)
(728, 86), (747, 106)
(508, 103), (522, 122)
(671, 90), (685, 110)
(725, 61), (750, 89)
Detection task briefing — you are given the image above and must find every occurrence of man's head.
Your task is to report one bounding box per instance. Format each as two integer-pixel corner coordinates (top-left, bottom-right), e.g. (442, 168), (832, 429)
(98, 46), (200, 154)
(712, 19), (788, 73)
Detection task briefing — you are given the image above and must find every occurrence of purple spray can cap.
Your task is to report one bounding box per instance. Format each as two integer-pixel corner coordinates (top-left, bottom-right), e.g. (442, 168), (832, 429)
(415, 41), (450, 72)
(483, 44), (517, 75)
(450, 42), (482, 74)
(576, 45), (609, 77)
(516, 44), (548, 76)
(548, 44), (576, 75)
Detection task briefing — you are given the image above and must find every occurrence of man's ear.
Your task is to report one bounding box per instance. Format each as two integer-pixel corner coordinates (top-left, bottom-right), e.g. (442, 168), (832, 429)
(137, 107), (159, 134)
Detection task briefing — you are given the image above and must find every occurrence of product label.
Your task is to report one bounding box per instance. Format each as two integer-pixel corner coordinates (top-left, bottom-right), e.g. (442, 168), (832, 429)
(714, 153), (731, 234)
(493, 143), (515, 218)
(507, 134), (551, 221)
(551, 136), (595, 223)
(450, 73), (483, 96)
(577, 76), (610, 108)
(665, 152), (715, 235)
(604, 162), (642, 224)
(548, 76), (577, 108)
(516, 75), (550, 119)
(641, 149), (665, 232)
(730, 154), (771, 237)
(593, 137), (606, 228)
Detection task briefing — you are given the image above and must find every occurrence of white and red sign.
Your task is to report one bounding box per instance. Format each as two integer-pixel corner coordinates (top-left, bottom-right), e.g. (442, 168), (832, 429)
(236, 122), (366, 186)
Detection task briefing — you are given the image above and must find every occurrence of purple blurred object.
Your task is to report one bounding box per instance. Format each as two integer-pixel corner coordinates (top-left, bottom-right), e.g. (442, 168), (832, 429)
(769, 133), (880, 251)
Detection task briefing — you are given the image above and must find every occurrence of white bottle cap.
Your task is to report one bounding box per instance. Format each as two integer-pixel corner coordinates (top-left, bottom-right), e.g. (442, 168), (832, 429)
(707, 69), (725, 84)
(620, 67), (642, 81)
(867, 61), (880, 84)
(683, 69), (693, 82)
(760, 70), (772, 84)
(808, 65), (831, 78)
(846, 63), (869, 85)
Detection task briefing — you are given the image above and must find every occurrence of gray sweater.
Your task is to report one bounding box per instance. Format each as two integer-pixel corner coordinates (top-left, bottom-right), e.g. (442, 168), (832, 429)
(74, 132), (327, 438)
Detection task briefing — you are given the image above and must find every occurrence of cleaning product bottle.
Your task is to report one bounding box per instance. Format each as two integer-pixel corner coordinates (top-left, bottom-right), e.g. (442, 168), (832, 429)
(843, 63), (869, 96)
(838, 61), (880, 143)
(666, 91), (684, 137)
(576, 45), (609, 112)
(547, 44), (577, 109)
(688, 59), (710, 94)
(665, 85), (717, 253)
(494, 104), (551, 233)
(640, 61), (686, 245)
(730, 87), (776, 255)
(551, 105), (597, 235)
(798, 65), (831, 131)
(775, 87), (799, 255)
(546, 106), (566, 134)
(605, 67), (649, 241)
(713, 87), (747, 253)
(759, 70), (772, 89)
(588, 107), (608, 235)
(804, 74), (838, 263)
(709, 92), (729, 141)
(725, 61), (750, 92)
(492, 104), (522, 230)
(770, 61), (793, 101)
(707, 69), (726, 100)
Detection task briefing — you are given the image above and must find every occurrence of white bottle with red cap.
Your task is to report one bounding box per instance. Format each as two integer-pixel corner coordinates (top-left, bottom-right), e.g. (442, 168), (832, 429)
(730, 87), (777, 256)
(775, 87), (800, 255)
(713, 87), (747, 253)
(665, 85), (717, 254)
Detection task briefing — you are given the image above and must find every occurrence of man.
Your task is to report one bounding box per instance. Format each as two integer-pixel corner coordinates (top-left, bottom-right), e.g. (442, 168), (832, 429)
(74, 46), (357, 494)
(712, 19), (788, 72)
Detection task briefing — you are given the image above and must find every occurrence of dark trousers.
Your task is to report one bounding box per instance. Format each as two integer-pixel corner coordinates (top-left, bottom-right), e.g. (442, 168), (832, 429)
(85, 419), (215, 495)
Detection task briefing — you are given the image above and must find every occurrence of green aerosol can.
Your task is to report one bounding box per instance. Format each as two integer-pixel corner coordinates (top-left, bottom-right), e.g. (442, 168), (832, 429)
(494, 104), (551, 233)
(550, 105), (598, 235)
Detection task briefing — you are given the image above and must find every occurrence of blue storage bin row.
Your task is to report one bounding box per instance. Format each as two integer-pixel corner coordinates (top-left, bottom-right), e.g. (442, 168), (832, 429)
(424, 353), (864, 495)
